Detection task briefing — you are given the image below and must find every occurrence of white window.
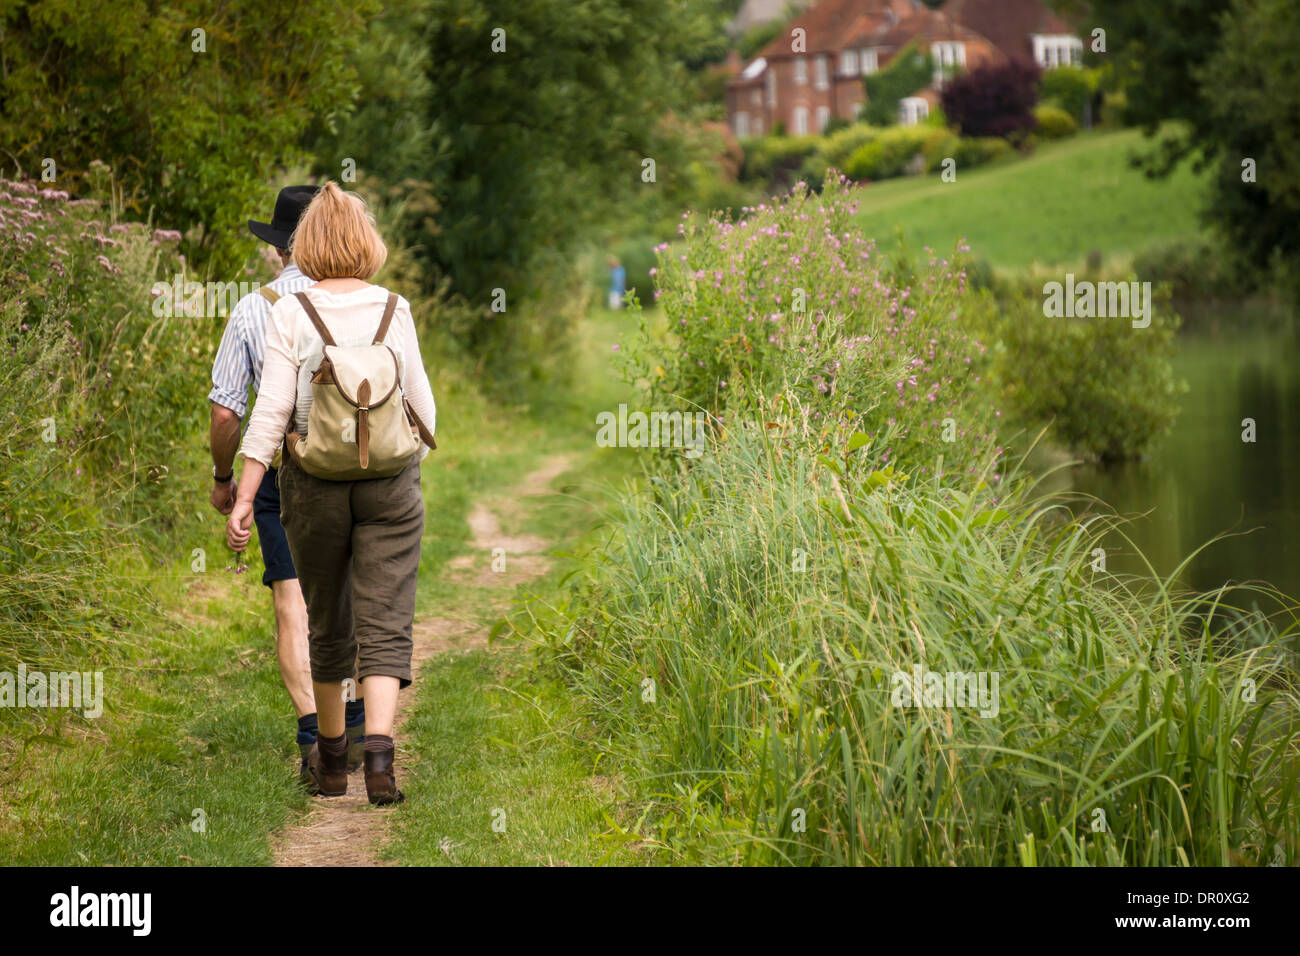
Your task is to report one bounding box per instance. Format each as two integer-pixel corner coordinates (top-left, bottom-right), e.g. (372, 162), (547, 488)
(814, 55), (829, 90)
(931, 41), (966, 87)
(841, 49), (859, 76)
(816, 106), (831, 133)
(792, 106), (809, 135)
(899, 96), (929, 126)
(765, 69), (776, 107)
(861, 49), (879, 74)
(734, 111), (750, 138)
(793, 57), (807, 85)
(1031, 34), (1083, 70)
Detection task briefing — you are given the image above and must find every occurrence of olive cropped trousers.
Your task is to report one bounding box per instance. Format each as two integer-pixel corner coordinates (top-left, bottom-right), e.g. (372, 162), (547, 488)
(278, 454), (423, 688)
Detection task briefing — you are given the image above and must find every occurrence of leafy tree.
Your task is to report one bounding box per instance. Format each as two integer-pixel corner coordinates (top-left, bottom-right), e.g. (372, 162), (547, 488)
(1198, 0), (1300, 288)
(304, 1), (439, 187)
(0, 0), (378, 272)
(409, 0), (727, 328)
(1084, 0), (1300, 290)
(940, 58), (1042, 139)
(862, 43), (934, 126)
(738, 19), (784, 60)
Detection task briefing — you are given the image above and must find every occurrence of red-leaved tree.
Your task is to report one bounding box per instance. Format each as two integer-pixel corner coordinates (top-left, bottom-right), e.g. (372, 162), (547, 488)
(940, 58), (1043, 138)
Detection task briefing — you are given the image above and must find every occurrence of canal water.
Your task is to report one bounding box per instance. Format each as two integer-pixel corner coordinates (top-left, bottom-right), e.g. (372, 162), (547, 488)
(1065, 318), (1300, 603)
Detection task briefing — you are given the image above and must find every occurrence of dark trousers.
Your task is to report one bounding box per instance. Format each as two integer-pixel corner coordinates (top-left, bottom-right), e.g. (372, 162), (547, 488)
(252, 466), (297, 587)
(277, 455), (424, 688)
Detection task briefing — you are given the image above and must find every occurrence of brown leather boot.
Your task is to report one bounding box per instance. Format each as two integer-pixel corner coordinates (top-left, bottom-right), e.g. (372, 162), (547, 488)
(307, 739), (348, 796)
(363, 747), (405, 806)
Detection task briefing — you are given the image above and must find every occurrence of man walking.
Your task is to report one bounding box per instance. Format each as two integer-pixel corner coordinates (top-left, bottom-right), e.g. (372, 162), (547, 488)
(208, 185), (367, 785)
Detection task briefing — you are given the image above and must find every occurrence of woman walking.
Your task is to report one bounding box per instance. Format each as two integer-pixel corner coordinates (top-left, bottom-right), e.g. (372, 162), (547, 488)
(226, 182), (436, 805)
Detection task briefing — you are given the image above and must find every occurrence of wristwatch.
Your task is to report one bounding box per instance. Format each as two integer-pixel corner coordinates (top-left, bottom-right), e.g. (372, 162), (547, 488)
(213, 465), (234, 484)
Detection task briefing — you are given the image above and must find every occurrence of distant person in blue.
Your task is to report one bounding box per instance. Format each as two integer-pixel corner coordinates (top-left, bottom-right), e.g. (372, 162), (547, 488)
(608, 255), (626, 310)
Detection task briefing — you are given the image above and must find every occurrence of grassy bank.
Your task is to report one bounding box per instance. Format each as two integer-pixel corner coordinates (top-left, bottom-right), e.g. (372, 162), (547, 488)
(851, 129), (1209, 270)
(522, 181), (1300, 866)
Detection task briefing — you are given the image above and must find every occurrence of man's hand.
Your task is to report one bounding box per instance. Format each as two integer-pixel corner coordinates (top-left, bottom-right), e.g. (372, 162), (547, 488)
(226, 499), (254, 552)
(210, 478), (238, 515)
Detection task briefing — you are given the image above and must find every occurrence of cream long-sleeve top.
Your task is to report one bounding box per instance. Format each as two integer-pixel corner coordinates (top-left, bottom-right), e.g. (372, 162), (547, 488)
(238, 284), (437, 469)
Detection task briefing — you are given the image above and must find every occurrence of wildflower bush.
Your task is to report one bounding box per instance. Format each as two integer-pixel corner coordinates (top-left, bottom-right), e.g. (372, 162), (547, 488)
(1, 174), (214, 536)
(628, 175), (1001, 476)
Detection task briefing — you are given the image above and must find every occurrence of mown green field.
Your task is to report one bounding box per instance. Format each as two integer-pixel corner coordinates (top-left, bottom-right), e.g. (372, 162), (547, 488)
(852, 129), (1209, 269)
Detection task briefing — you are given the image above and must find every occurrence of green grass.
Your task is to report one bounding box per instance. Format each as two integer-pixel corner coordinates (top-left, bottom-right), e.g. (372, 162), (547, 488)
(0, 566), (305, 865)
(385, 649), (640, 866)
(852, 129), (1210, 269)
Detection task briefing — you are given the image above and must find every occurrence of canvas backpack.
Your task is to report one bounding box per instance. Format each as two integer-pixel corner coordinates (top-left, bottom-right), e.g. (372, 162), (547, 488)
(284, 290), (435, 481)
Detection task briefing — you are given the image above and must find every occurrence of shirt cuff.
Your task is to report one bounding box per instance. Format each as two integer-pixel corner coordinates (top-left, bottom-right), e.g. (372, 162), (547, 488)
(237, 448), (275, 470)
(208, 386), (248, 418)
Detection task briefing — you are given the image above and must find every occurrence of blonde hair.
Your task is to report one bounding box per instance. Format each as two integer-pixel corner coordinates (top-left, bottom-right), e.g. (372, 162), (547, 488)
(290, 182), (387, 280)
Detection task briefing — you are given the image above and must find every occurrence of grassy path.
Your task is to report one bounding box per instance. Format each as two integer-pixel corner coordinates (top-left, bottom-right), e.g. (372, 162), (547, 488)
(0, 307), (641, 866)
(272, 452), (577, 866)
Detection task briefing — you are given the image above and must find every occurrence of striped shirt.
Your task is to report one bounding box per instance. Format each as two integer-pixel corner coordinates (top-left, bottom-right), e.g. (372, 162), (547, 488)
(208, 262), (315, 417)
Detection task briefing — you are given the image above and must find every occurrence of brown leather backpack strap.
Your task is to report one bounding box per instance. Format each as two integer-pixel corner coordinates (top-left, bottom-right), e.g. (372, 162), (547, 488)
(257, 286), (281, 305)
(404, 398), (437, 451)
(293, 291), (336, 347)
(372, 292), (398, 345)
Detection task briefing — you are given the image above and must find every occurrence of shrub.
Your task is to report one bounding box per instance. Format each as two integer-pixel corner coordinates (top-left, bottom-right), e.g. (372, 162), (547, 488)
(844, 126), (949, 181)
(1039, 65), (1098, 123)
(923, 134), (1013, 173)
(802, 124), (882, 184)
(1034, 104), (1079, 140)
(987, 285), (1183, 462)
(1132, 235), (1250, 301)
(941, 57), (1042, 138)
(0, 174), (201, 535)
(740, 135), (824, 187)
(1099, 90), (1130, 127)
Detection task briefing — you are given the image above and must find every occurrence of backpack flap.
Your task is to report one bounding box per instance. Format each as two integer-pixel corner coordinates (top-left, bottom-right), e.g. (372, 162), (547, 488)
(321, 344), (400, 408)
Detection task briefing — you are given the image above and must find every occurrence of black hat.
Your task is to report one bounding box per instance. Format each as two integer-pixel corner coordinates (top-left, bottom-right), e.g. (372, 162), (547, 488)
(248, 185), (321, 249)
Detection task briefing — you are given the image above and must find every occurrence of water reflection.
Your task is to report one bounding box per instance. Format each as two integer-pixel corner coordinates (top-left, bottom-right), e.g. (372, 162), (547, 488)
(1066, 325), (1300, 602)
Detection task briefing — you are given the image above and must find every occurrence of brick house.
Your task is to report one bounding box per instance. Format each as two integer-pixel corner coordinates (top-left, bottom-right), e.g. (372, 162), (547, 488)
(726, 0), (1080, 137)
